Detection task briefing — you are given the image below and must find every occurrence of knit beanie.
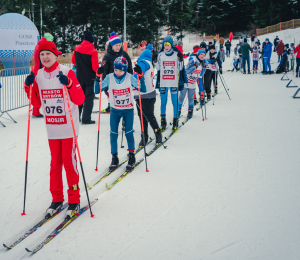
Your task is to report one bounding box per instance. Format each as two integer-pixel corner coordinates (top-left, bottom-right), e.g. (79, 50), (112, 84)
(200, 42), (207, 49)
(39, 40), (62, 56)
(114, 56), (128, 72)
(244, 38), (247, 42)
(178, 40), (183, 46)
(265, 38), (269, 42)
(197, 49), (206, 56)
(84, 31), (94, 43)
(210, 45), (215, 50)
(109, 32), (122, 47)
(147, 44), (153, 51)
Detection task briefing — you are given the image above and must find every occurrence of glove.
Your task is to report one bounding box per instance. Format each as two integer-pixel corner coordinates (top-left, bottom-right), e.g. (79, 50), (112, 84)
(97, 67), (104, 75)
(25, 72), (35, 86)
(134, 64), (143, 76)
(177, 51), (183, 62)
(56, 73), (69, 86)
(178, 83), (184, 91)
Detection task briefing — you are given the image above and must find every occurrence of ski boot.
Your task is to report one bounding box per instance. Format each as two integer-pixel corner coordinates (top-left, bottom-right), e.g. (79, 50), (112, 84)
(248, 71), (251, 74)
(214, 85), (218, 95)
(172, 118), (179, 131)
(109, 154), (119, 171)
(32, 114), (44, 118)
(160, 117), (167, 131)
(206, 93), (211, 102)
(126, 152), (136, 171)
(187, 110), (193, 119)
(45, 201), (63, 219)
(82, 120), (95, 125)
(65, 203), (80, 221)
(296, 72), (299, 78)
(243, 71), (246, 74)
(101, 104), (110, 113)
(139, 134), (148, 147)
(154, 128), (162, 144)
(194, 99), (199, 105)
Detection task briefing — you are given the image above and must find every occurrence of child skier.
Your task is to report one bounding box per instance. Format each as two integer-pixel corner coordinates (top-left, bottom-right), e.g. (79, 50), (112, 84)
(252, 43), (260, 73)
(97, 57), (147, 171)
(155, 36), (187, 131)
(209, 45), (219, 95)
(204, 45), (218, 101)
(231, 55), (240, 72)
(132, 49), (162, 146)
(24, 40), (85, 220)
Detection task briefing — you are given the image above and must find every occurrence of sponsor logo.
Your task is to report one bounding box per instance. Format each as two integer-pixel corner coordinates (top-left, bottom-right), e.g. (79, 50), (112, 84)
(19, 35), (33, 39)
(57, 99), (63, 103)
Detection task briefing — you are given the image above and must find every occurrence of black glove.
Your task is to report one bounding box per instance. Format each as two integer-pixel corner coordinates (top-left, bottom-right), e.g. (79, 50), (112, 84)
(97, 67), (104, 75)
(25, 72), (35, 86)
(155, 71), (160, 89)
(134, 64), (143, 76)
(56, 73), (69, 86)
(177, 51), (183, 62)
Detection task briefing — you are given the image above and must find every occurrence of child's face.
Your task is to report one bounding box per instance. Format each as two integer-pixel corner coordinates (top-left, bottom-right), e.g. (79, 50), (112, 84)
(39, 51), (57, 68)
(210, 49), (215, 54)
(112, 43), (122, 52)
(198, 53), (205, 60)
(164, 44), (171, 52)
(114, 69), (125, 77)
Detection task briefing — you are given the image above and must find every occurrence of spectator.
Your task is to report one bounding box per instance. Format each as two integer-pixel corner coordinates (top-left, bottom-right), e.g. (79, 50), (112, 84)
(276, 40), (284, 62)
(239, 38), (252, 74)
(273, 36), (280, 52)
(250, 34), (255, 47)
(263, 38), (273, 74)
(294, 42), (300, 77)
(229, 32), (233, 42)
(72, 31), (98, 124)
(225, 39), (231, 57)
(219, 37), (225, 48)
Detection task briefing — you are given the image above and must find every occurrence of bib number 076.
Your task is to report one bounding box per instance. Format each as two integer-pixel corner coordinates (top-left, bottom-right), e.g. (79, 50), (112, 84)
(45, 106), (63, 114)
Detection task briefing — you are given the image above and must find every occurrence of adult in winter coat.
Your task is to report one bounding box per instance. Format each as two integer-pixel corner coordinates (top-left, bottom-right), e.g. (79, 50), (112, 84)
(101, 32), (133, 113)
(251, 34), (255, 47)
(225, 40), (231, 57)
(72, 31), (99, 124)
(175, 40), (188, 59)
(263, 38), (273, 74)
(229, 32), (234, 42)
(276, 40), (284, 62)
(239, 38), (252, 74)
(276, 51), (288, 74)
(132, 49), (162, 146)
(294, 42), (300, 77)
(273, 36), (280, 52)
(219, 37), (225, 48)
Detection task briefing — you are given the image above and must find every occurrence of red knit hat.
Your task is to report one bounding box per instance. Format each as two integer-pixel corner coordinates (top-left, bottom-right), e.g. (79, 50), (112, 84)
(39, 40), (62, 56)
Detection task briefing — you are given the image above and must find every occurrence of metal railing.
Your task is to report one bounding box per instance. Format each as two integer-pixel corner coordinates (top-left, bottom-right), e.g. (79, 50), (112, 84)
(0, 67), (30, 127)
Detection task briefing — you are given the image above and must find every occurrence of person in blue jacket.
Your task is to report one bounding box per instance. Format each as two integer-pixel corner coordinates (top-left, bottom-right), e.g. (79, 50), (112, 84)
(96, 57), (147, 171)
(155, 36), (188, 131)
(263, 38), (273, 74)
(133, 49), (162, 146)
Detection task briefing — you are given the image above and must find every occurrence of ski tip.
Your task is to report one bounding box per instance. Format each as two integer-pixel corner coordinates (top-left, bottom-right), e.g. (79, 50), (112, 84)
(90, 213), (95, 218)
(3, 244), (12, 249)
(21, 212), (26, 216)
(25, 248), (32, 253)
(105, 183), (110, 190)
(146, 169), (149, 172)
(95, 168), (98, 171)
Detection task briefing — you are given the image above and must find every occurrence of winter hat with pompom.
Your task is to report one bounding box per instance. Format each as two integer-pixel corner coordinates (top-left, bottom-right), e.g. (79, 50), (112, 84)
(147, 44), (153, 51)
(39, 40), (62, 56)
(109, 32), (122, 47)
(84, 31), (94, 43)
(114, 56), (128, 72)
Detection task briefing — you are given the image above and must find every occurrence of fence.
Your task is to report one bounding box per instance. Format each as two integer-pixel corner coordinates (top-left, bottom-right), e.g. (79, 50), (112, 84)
(189, 34), (220, 43)
(0, 67), (30, 127)
(256, 19), (300, 36)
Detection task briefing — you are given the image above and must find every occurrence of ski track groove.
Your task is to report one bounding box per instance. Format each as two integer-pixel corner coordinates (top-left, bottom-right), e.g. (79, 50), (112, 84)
(210, 240), (241, 255)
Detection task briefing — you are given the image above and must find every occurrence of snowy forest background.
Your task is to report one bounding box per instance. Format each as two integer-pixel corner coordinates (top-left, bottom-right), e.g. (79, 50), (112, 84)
(1, 0), (300, 52)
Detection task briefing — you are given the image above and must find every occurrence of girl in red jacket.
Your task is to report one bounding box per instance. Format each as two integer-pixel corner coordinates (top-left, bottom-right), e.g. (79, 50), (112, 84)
(24, 40), (85, 220)
(294, 43), (300, 77)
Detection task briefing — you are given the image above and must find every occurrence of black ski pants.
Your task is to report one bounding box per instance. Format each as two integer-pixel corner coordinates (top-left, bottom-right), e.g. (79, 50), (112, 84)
(78, 81), (94, 123)
(135, 97), (159, 137)
(296, 57), (300, 73)
(204, 69), (212, 94)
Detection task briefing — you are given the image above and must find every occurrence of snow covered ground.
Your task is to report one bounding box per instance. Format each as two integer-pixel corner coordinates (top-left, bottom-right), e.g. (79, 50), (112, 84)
(1, 27), (300, 260)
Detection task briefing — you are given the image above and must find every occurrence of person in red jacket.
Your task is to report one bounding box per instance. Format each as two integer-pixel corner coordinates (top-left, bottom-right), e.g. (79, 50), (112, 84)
(294, 42), (300, 77)
(72, 31), (99, 124)
(229, 32), (233, 42)
(176, 40), (188, 59)
(276, 40), (285, 63)
(24, 40), (85, 221)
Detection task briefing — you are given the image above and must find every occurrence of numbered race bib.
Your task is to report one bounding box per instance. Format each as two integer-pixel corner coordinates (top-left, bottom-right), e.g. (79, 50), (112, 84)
(188, 69), (202, 85)
(211, 64), (217, 71)
(112, 88), (133, 109)
(41, 89), (67, 125)
(162, 61), (175, 80)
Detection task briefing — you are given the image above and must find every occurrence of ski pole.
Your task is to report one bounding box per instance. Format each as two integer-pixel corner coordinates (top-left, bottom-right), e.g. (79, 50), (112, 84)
(95, 73), (102, 171)
(213, 71), (216, 105)
(203, 71), (207, 120)
(137, 75), (149, 172)
(60, 71), (94, 218)
(22, 66), (34, 216)
(120, 119), (125, 148)
(198, 69), (205, 121)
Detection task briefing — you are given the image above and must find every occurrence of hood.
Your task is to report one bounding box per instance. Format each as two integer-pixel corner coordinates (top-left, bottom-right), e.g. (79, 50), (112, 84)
(161, 36), (174, 49)
(107, 42), (124, 55)
(138, 49), (152, 62)
(176, 45), (183, 52)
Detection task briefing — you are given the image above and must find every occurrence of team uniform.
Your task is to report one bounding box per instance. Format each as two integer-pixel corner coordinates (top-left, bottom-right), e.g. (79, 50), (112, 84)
(204, 47), (218, 100)
(100, 57), (147, 171)
(155, 36), (187, 130)
(252, 45), (260, 73)
(24, 40), (85, 220)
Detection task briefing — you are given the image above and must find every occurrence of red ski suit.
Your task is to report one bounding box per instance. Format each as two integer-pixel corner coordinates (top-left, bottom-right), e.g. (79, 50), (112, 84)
(24, 62), (85, 203)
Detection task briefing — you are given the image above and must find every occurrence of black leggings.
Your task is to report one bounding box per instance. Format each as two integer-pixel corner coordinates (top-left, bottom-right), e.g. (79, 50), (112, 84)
(211, 72), (218, 86)
(204, 69), (212, 94)
(135, 97), (159, 137)
(296, 57), (300, 73)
